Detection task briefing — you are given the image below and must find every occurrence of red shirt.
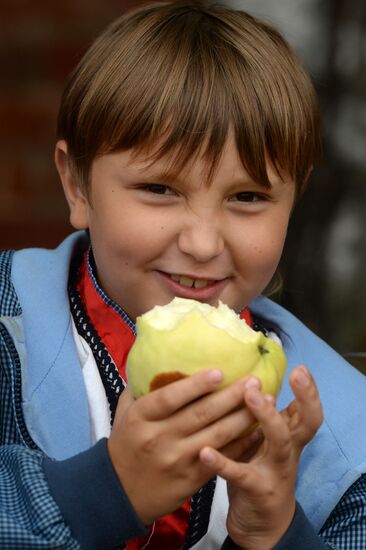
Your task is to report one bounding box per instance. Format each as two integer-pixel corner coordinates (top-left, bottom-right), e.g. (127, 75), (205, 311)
(76, 252), (253, 549)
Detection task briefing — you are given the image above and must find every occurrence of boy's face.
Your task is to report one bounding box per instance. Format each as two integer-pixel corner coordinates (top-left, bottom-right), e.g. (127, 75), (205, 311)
(58, 134), (295, 321)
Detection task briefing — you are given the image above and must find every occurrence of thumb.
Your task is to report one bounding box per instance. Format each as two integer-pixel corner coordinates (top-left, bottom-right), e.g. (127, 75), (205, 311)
(200, 447), (256, 490)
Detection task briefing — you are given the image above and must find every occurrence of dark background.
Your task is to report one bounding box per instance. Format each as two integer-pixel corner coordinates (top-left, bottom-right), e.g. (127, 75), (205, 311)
(0, 0), (365, 372)
(231, 0), (366, 372)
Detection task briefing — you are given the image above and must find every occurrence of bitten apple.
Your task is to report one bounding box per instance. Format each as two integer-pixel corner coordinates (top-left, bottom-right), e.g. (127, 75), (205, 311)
(126, 297), (286, 398)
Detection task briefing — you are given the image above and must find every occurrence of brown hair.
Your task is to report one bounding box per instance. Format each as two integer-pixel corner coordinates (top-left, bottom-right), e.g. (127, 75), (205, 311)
(57, 0), (321, 198)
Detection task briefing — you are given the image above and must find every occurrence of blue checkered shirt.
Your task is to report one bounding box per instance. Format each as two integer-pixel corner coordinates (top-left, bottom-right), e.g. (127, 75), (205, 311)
(1, 248), (366, 548)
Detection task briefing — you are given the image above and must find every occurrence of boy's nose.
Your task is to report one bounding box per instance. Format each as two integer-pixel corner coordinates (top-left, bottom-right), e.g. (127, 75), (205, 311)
(177, 219), (225, 262)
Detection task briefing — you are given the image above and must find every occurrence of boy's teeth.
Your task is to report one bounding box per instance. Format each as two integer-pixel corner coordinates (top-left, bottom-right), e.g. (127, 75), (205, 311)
(169, 274), (212, 288)
(194, 279), (210, 288)
(180, 276), (195, 287)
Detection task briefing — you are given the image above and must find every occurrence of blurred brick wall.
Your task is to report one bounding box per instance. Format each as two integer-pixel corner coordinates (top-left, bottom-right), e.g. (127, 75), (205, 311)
(0, 0), (151, 250)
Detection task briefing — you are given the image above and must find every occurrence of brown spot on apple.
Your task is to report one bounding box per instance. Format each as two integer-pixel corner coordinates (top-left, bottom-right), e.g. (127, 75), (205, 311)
(150, 371), (187, 391)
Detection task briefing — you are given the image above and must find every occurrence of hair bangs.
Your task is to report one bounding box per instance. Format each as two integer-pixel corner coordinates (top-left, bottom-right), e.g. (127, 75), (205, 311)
(58, 1), (321, 195)
(97, 24), (272, 188)
(98, 16), (236, 186)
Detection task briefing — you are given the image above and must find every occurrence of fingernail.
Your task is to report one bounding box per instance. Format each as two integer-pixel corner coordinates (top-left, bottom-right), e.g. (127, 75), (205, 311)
(294, 368), (309, 387)
(247, 390), (264, 407)
(244, 377), (261, 391)
(264, 394), (276, 406)
(208, 369), (223, 384)
(201, 448), (216, 464)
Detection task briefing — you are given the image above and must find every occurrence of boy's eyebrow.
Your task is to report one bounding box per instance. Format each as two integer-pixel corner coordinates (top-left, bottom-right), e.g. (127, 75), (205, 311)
(135, 166), (276, 189)
(136, 168), (180, 184)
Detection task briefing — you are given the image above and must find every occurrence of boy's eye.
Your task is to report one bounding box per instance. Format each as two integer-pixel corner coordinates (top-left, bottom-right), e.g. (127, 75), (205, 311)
(142, 184), (176, 195)
(230, 192), (263, 203)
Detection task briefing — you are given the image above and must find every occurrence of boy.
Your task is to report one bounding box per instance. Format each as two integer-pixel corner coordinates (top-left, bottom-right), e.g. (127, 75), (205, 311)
(1, 2), (366, 549)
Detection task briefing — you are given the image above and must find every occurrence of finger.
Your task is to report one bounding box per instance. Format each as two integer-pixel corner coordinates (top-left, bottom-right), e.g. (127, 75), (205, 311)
(219, 428), (264, 463)
(187, 403), (257, 453)
(288, 366), (323, 446)
(264, 394), (276, 406)
(135, 368), (224, 420)
(174, 376), (261, 437)
(199, 447), (260, 492)
(244, 388), (293, 466)
(114, 387), (135, 418)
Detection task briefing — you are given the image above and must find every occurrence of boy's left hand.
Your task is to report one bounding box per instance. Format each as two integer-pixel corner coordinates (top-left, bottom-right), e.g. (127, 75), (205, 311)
(199, 365), (323, 550)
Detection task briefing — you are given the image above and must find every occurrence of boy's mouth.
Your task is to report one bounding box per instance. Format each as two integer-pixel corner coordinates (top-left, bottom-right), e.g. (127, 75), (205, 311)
(155, 271), (229, 301)
(169, 274), (216, 289)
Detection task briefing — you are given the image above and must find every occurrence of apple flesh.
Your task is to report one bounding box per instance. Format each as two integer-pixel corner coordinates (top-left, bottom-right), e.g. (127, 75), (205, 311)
(126, 297), (287, 398)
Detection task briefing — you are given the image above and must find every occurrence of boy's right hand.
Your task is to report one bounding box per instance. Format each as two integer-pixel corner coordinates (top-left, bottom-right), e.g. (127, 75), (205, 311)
(108, 369), (260, 526)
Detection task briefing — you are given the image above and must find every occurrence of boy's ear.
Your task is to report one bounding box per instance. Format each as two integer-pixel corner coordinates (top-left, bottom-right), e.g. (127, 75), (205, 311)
(55, 140), (89, 230)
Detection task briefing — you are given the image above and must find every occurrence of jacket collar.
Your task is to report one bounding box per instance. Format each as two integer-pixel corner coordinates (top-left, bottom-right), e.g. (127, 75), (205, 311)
(11, 231), (91, 459)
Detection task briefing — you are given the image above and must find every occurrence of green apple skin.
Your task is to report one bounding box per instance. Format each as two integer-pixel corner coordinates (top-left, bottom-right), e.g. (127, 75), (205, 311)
(126, 310), (287, 398)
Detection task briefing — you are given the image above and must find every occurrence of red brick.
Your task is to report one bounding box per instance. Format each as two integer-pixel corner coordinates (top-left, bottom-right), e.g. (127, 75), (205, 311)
(0, 0), (161, 250)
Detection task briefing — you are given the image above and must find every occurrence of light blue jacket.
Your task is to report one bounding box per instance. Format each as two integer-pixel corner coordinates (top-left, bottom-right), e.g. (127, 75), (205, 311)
(2, 231), (366, 547)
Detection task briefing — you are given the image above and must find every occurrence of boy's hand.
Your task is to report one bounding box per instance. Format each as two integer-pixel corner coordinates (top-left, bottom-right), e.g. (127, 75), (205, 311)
(199, 365), (323, 550)
(108, 369), (261, 525)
